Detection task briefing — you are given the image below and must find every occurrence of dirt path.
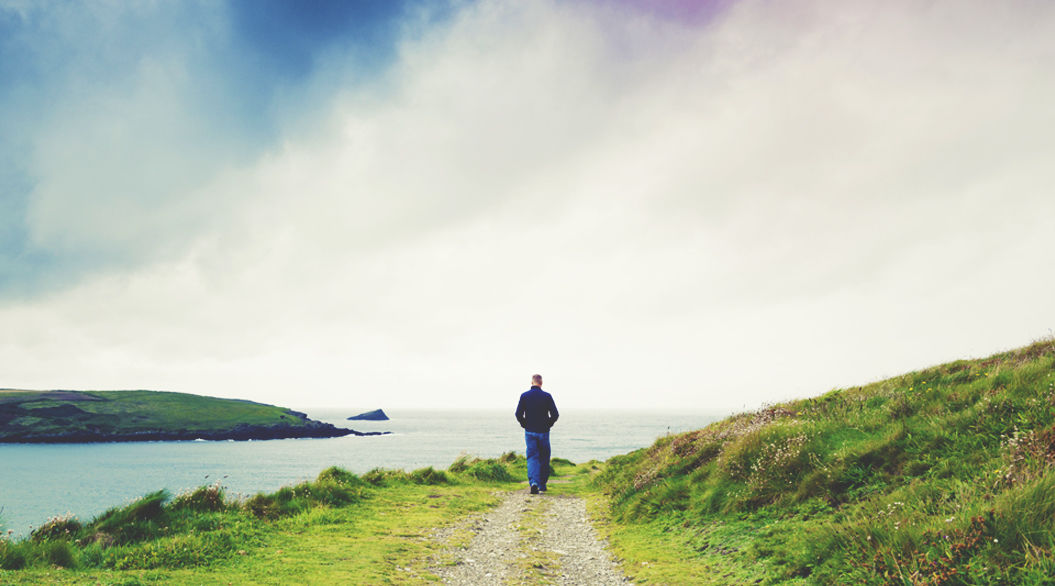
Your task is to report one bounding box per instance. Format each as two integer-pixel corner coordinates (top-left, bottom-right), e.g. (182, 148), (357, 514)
(431, 488), (631, 585)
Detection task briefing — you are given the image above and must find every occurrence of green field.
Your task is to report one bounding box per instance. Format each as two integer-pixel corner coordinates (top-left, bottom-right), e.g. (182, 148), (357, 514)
(0, 390), (348, 442)
(3, 340), (1054, 583)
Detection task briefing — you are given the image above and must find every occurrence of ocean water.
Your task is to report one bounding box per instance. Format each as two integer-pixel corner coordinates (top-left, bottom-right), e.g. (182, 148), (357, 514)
(0, 408), (719, 537)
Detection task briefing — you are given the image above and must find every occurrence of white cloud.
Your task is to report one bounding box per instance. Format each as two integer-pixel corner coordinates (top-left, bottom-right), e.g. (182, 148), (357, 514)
(3, 0), (1055, 412)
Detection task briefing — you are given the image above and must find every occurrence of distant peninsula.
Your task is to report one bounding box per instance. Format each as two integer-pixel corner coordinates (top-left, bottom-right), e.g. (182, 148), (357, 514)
(348, 408), (389, 421)
(0, 389), (388, 443)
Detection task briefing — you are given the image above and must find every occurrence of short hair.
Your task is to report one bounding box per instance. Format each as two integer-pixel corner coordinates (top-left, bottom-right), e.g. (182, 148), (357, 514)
(532, 374), (543, 385)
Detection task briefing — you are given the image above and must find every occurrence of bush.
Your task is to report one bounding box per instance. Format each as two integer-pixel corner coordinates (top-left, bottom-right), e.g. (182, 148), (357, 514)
(465, 460), (516, 482)
(0, 540), (27, 570)
(362, 468), (409, 486)
(408, 467), (449, 485)
(447, 454), (474, 473)
(95, 491), (168, 526)
(244, 493), (280, 519)
(243, 477), (361, 519)
(91, 490), (169, 545)
(30, 514), (82, 542)
(39, 539), (77, 568)
(316, 466), (362, 487)
(448, 456), (518, 482)
(172, 484), (227, 513)
(308, 481), (361, 507)
(79, 543), (105, 567)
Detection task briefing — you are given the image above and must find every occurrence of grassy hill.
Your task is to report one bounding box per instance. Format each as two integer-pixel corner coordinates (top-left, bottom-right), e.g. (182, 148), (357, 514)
(0, 390), (356, 442)
(1, 341), (1053, 583)
(593, 339), (1055, 583)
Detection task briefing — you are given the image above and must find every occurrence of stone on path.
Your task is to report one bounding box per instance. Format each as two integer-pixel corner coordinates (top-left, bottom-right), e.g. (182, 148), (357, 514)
(431, 490), (632, 585)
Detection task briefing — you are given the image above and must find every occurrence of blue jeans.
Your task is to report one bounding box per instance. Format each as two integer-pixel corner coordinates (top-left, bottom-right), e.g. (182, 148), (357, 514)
(524, 431), (551, 489)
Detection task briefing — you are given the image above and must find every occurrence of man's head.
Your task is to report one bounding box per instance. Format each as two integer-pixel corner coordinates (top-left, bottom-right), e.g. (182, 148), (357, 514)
(532, 374), (543, 387)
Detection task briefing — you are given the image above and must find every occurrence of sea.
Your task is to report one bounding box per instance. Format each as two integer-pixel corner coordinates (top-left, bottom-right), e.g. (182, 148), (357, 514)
(0, 408), (720, 538)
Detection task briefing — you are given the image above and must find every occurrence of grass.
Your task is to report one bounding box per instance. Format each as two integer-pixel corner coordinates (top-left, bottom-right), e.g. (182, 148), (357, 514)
(5, 340), (1054, 583)
(0, 390), (338, 442)
(592, 339), (1055, 584)
(0, 454), (596, 584)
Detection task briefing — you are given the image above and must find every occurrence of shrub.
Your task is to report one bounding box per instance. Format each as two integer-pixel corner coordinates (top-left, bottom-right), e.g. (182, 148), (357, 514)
(308, 481), (360, 507)
(272, 486), (309, 516)
(408, 467), (449, 485)
(91, 490), (169, 545)
(172, 484), (227, 513)
(447, 454), (474, 474)
(0, 540), (27, 570)
(362, 468), (409, 486)
(316, 466), (362, 487)
(30, 514), (82, 542)
(78, 543), (105, 567)
(39, 539), (77, 568)
(244, 493), (280, 519)
(465, 460), (516, 482)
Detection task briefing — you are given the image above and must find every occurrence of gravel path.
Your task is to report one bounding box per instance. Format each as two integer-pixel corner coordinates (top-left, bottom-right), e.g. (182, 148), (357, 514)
(431, 489), (631, 585)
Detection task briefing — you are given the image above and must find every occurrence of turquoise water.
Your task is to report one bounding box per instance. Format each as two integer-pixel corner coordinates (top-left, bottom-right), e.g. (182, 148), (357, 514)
(0, 408), (718, 537)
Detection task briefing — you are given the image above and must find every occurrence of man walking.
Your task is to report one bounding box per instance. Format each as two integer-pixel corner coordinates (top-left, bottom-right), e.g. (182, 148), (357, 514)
(515, 374), (559, 494)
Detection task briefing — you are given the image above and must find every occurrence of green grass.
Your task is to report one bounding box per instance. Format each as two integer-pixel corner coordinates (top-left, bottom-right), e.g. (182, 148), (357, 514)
(5, 340), (1054, 583)
(0, 455), (601, 584)
(0, 390), (334, 441)
(593, 339), (1055, 583)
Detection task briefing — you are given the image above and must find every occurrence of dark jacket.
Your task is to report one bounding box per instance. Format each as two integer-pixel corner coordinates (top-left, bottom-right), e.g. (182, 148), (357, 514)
(515, 386), (559, 433)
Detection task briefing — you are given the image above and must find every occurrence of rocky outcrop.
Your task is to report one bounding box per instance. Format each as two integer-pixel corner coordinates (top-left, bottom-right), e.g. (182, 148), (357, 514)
(0, 421), (389, 443)
(348, 408), (389, 421)
(1, 422), (388, 445)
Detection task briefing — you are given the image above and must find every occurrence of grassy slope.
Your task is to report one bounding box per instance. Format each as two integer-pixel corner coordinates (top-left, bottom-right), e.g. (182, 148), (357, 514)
(3, 340), (1053, 584)
(0, 455), (590, 584)
(0, 390), (321, 440)
(593, 340), (1055, 584)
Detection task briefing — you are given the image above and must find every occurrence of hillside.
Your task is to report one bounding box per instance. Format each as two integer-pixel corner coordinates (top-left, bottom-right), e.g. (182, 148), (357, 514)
(1, 341), (1054, 583)
(593, 339), (1055, 583)
(0, 390), (371, 443)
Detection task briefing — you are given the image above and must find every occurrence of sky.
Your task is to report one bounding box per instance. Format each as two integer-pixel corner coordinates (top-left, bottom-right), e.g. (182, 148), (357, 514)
(1, 0), (1054, 413)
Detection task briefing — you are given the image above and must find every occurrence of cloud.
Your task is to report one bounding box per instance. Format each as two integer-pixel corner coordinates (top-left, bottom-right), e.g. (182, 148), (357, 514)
(0, 0), (420, 294)
(1, 0), (1054, 411)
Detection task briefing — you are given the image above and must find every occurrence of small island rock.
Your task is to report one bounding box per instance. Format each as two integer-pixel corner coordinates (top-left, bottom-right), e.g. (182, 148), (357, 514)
(348, 408), (389, 421)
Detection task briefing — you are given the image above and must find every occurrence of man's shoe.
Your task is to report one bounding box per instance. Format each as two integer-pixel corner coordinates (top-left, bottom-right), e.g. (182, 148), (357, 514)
(539, 486), (547, 493)
(530, 484), (539, 494)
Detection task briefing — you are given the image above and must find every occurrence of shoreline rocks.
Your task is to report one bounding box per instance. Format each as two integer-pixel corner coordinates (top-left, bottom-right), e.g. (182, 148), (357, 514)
(0, 422), (390, 443)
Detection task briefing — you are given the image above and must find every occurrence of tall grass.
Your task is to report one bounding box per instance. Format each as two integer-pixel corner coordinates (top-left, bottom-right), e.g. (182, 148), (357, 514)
(0, 454), (531, 572)
(595, 340), (1055, 583)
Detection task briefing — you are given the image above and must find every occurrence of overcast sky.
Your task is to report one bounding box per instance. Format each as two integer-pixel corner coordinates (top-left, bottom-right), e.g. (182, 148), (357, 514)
(1, 0), (1053, 412)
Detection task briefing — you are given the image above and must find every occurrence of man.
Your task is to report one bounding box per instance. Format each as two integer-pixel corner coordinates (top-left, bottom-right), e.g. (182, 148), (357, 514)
(515, 374), (559, 494)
